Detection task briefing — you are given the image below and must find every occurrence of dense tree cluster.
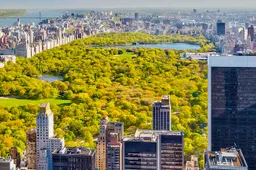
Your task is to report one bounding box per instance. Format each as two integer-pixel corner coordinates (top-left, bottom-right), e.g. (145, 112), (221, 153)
(73, 32), (213, 51)
(0, 33), (210, 166)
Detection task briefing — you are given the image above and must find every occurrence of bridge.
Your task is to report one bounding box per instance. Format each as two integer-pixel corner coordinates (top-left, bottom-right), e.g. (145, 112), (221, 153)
(8, 17), (57, 19)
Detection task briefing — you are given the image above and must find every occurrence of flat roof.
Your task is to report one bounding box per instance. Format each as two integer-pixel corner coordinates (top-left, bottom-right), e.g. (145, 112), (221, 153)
(208, 55), (256, 67)
(53, 147), (94, 156)
(206, 147), (247, 168)
(123, 129), (183, 142)
(0, 158), (13, 163)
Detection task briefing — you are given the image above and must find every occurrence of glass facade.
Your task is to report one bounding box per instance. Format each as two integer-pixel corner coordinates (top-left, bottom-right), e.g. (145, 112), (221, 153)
(211, 67), (256, 170)
(160, 135), (183, 170)
(124, 142), (157, 170)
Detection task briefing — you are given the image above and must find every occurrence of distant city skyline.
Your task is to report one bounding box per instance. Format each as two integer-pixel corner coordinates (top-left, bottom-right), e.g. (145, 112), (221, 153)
(2, 0), (256, 9)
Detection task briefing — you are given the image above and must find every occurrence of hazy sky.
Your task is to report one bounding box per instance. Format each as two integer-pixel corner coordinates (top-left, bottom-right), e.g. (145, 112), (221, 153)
(1, 0), (256, 9)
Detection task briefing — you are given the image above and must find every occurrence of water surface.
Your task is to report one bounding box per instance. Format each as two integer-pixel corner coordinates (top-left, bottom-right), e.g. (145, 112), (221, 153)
(0, 9), (65, 27)
(108, 43), (201, 50)
(40, 75), (63, 83)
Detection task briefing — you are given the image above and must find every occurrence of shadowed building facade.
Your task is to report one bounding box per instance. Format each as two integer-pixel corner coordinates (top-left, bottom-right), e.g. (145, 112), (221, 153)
(152, 96), (171, 131)
(52, 147), (95, 170)
(123, 130), (184, 170)
(208, 56), (256, 170)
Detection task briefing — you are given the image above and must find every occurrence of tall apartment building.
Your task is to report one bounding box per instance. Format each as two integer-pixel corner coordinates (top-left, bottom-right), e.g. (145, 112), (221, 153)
(107, 133), (122, 170)
(96, 117), (108, 170)
(26, 129), (36, 170)
(123, 130), (184, 170)
(152, 96), (171, 131)
(52, 147), (95, 170)
(36, 103), (64, 170)
(248, 25), (254, 41)
(204, 147), (248, 170)
(96, 117), (124, 170)
(208, 56), (256, 170)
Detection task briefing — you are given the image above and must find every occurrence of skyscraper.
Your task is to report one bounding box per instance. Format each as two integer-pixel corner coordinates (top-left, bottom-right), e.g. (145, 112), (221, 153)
(36, 103), (64, 170)
(135, 13), (139, 20)
(123, 130), (184, 170)
(248, 25), (254, 41)
(26, 129), (36, 170)
(152, 96), (171, 131)
(107, 133), (122, 170)
(96, 117), (124, 170)
(208, 56), (256, 170)
(96, 117), (108, 170)
(216, 21), (225, 36)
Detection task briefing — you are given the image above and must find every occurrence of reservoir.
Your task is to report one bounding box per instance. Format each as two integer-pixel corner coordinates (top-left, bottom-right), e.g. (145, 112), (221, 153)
(106, 43), (201, 50)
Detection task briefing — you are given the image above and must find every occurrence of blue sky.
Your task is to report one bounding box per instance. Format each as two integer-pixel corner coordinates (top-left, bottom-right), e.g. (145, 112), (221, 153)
(1, 0), (256, 9)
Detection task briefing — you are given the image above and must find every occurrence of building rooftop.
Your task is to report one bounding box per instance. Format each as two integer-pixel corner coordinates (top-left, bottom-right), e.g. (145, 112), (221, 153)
(153, 95), (170, 107)
(38, 103), (52, 116)
(0, 158), (13, 163)
(53, 147), (94, 156)
(208, 55), (256, 68)
(206, 147), (247, 168)
(26, 129), (36, 135)
(108, 121), (123, 127)
(123, 129), (183, 142)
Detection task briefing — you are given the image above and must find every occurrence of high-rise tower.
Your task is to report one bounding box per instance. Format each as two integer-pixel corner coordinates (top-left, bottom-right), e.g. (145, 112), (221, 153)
(96, 117), (124, 170)
(248, 25), (254, 41)
(216, 20), (225, 36)
(36, 103), (64, 170)
(26, 129), (36, 169)
(152, 96), (171, 131)
(208, 56), (256, 170)
(96, 117), (108, 170)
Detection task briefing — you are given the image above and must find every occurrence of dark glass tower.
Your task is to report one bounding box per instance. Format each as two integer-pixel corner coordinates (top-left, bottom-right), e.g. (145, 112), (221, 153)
(216, 21), (225, 36)
(152, 96), (171, 131)
(208, 56), (256, 170)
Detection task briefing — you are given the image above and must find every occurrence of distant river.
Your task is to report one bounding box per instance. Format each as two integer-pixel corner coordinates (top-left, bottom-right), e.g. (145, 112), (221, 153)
(0, 9), (65, 27)
(107, 43), (201, 50)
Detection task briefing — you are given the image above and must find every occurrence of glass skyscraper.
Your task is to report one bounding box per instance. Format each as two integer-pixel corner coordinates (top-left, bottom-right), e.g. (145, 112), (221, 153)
(208, 56), (256, 170)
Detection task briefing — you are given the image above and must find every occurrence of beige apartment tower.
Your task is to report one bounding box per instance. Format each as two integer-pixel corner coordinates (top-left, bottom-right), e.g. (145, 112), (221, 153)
(96, 117), (108, 170)
(96, 117), (124, 170)
(26, 129), (36, 170)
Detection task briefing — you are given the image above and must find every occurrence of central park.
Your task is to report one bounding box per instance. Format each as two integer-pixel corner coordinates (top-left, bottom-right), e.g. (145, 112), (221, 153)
(0, 32), (214, 166)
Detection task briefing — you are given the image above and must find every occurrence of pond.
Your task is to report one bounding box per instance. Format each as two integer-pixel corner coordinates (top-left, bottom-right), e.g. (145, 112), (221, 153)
(106, 43), (201, 50)
(39, 75), (63, 83)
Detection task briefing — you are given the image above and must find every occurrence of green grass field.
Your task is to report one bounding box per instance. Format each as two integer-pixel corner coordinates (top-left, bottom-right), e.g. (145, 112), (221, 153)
(0, 98), (71, 107)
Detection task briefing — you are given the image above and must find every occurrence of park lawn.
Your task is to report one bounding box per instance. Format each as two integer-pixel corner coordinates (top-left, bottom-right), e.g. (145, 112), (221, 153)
(113, 52), (135, 59)
(0, 98), (71, 107)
